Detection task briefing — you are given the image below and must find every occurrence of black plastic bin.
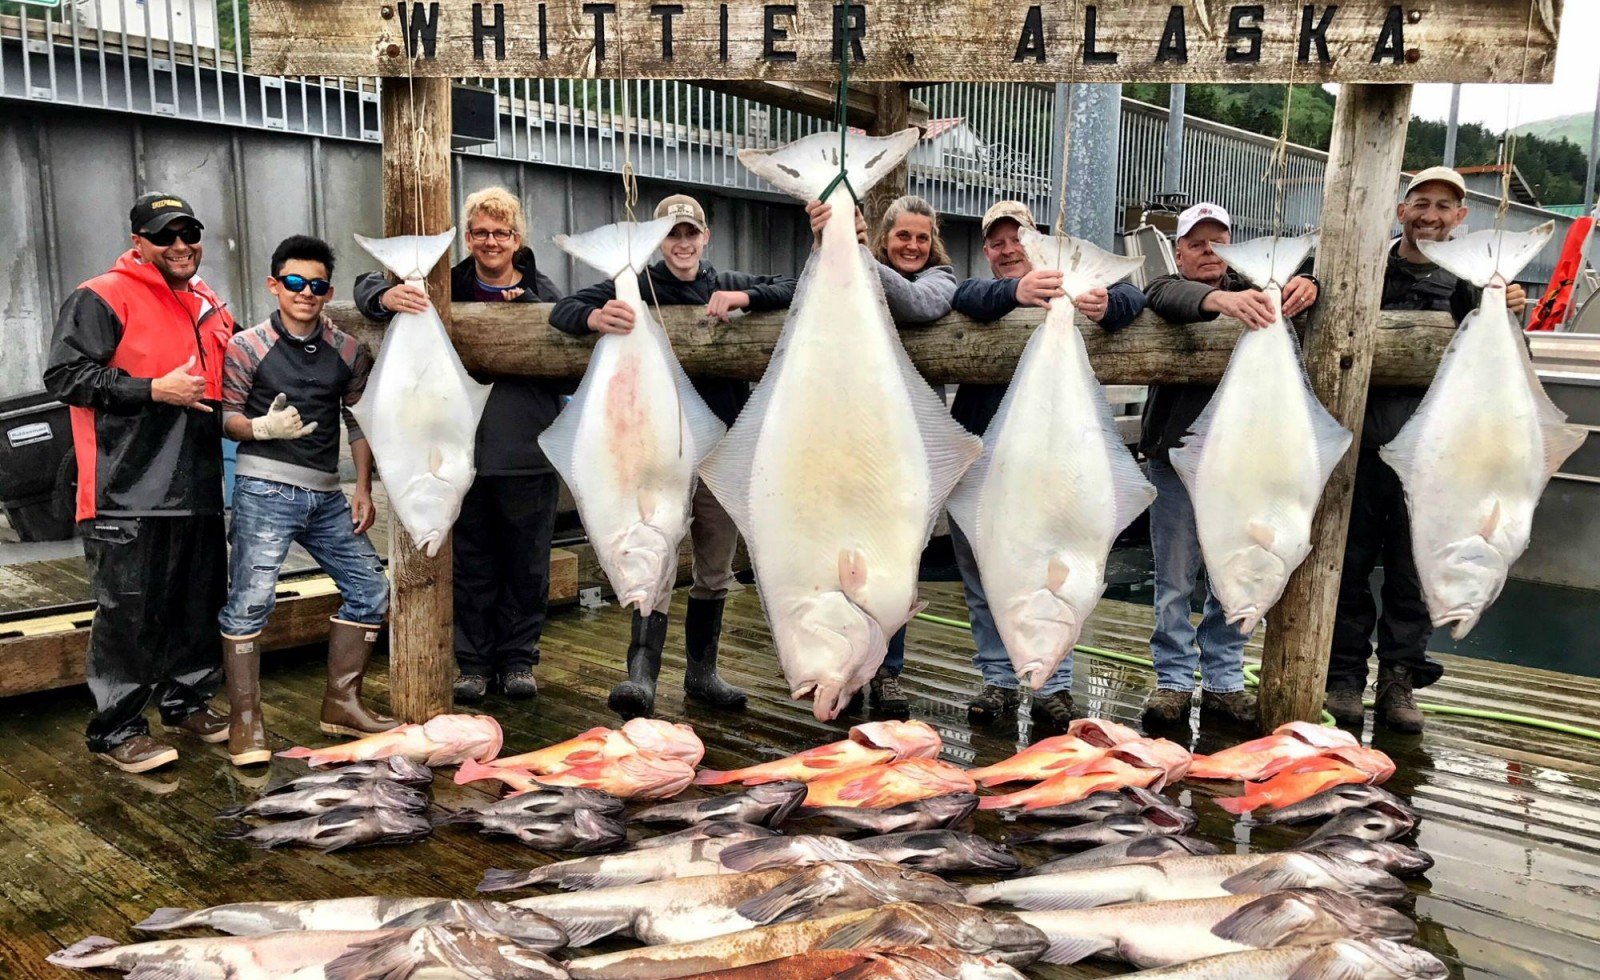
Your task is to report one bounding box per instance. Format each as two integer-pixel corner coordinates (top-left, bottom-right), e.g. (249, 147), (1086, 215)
(0, 391), (77, 542)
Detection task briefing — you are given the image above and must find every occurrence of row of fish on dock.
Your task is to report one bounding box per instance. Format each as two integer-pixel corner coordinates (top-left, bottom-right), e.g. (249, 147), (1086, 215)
(352, 123), (1584, 720)
(49, 715), (1446, 977)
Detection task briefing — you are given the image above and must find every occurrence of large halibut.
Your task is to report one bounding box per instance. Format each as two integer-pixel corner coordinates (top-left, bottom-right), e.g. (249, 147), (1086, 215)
(700, 130), (982, 720)
(351, 230), (492, 556)
(1384, 222), (1583, 638)
(1169, 235), (1352, 634)
(946, 229), (1155, 688)
(539, 218), (725, 614)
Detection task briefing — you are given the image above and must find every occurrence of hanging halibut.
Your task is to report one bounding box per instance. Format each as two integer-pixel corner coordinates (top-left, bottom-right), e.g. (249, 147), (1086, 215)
(1170, 235), (1352, 634)
(351, 231), (492, 557)
(946, 230), (1155, 689)
(539, 218), (726, 615)
(701, 130), (982, 720)
(1383, 222), (1583, 638)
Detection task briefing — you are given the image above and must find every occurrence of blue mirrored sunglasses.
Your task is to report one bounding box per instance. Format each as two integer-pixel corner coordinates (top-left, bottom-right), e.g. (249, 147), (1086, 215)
(278, 274), (332, 296)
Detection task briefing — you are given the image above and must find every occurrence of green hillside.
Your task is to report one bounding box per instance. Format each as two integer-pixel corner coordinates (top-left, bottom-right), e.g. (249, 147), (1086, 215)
(1513, 113), (1595, 154)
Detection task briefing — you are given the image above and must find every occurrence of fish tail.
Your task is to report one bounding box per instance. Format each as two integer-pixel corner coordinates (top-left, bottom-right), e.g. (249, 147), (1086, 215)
(1211, 234), (1318, 291)
(275, 746), (317, 761)
(692, 768), (741, 786)
(214, 803), (249, 819)
(478, 867), (540, 892)
(132, 908), (196, 931)
(352, 229), (456, 282)
(46, 937), (119, 966)
(1416, 222), (1555, 287)
(454, 758), (499, 786)
(553, 217), (676, 280)
(737, 129), (920, 202)
(216, 823), (254, 841)
(977, 792), (1023, 811)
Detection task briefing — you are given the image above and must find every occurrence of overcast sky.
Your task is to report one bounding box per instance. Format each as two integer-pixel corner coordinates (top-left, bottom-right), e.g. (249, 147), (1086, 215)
(1406, 2), (1599, 133)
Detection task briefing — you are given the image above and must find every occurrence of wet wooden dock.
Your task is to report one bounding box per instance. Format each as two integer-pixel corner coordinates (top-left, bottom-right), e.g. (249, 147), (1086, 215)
(2, 583), (1598, 979)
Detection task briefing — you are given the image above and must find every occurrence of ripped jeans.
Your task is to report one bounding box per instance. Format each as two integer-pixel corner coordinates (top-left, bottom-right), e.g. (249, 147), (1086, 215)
(219, 477), (389, 637)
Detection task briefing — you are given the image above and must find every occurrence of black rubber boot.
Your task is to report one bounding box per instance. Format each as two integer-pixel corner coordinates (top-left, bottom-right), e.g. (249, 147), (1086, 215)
(683, 597), (747, 710)
(610, 610), (667, 720)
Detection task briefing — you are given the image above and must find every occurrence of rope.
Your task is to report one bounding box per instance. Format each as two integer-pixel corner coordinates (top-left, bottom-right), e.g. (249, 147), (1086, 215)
(1495, 0), (1540, 231)
(1052, 0), (1083, 240)
(817, 37), (862, 208)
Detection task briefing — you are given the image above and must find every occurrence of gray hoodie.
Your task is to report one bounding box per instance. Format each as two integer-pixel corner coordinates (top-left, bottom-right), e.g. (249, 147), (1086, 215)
(868, 246), (957, 325)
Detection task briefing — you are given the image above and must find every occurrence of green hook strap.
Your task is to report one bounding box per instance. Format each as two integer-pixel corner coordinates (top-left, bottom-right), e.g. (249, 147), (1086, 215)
(818, 36), (862, 208)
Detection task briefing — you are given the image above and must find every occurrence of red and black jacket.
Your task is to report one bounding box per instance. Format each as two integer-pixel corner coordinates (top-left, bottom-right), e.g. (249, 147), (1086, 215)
(44, 251), (234, 521)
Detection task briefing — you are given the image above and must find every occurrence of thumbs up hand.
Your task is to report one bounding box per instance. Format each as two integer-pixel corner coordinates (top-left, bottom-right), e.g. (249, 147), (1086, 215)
(250, 393), (318, 441)
(151, 355), (211, 411)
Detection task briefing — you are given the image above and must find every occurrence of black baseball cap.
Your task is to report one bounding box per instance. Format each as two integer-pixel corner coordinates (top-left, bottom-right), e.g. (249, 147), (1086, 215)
(129, 192), (203, 235)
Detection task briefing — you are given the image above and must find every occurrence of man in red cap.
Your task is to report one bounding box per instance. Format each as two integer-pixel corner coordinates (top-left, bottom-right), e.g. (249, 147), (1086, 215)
(44, 192), (235, 773)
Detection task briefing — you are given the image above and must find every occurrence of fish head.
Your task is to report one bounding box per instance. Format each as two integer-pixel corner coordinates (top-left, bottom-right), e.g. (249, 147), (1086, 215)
(397, 472), (465, 557)
(1294, 852), (1409, 904)
(745, 779), (811, 809)
(786, 592), (887, 720)
(619, 718), (705, 766)
(916, 792), (982, 828)
(385, 756), (436, 786)
(369, 808), (436, 844)
(1428, 535), (1509, 639)
(610, 523), (676, 610)
(401, 924), (567, 977)
(1313, 836), (1434, 876)
(1293, 888), (1417, 942)
(918, 831), (1021, 872)
(1215, 542), (1288, 631)
(1318, 938), (1449, 980)
(1005, 588), (1082, 690)
(850, 720), (943, 760)
(968, 908), (1052, 965)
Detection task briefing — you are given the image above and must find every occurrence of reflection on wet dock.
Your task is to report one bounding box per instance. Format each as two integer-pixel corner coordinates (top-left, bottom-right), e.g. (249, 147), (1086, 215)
(1, 584), (1597, 978)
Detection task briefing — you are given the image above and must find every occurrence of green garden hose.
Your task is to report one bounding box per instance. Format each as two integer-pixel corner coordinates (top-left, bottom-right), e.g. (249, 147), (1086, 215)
(912, 612), (1600, 741)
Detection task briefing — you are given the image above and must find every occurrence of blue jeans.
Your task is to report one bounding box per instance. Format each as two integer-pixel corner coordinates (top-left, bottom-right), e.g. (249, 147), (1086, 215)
(220, 477), (389, 637)
(1147, 460), (1248, 693)
(950, 523), (1072, 696)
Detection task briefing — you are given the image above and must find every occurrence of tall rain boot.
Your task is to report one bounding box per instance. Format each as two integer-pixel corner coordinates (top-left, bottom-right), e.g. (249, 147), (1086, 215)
(223, 632), (271, 767)
(610, 610), (667, 721)
(321, 619), (399, 737)
(683, 597), (747, 710)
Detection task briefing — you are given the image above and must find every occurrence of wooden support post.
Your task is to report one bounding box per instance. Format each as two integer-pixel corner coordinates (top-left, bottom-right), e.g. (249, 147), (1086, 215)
(862, 82), (912, 233)
(381, 75), (456, 723)
(1257, 84), (1413, 730)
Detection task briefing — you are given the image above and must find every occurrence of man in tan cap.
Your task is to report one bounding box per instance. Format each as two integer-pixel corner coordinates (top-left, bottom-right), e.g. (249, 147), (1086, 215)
(952, 200), (1148, 731)
(1325, 166), (1525, 734)
(550, 193), (797, 721)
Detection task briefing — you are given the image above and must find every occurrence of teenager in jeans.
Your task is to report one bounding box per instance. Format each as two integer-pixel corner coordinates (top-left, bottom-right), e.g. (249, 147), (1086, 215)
(219, 235), (394, 766)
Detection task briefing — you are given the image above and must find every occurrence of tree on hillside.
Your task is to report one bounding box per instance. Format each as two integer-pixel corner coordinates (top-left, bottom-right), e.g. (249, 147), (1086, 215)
(1129, 84), (1591, 206)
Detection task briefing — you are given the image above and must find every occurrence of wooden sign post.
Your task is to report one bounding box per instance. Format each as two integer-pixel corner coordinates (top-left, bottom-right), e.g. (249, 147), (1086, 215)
(381, 75), (458, 722)
(250, 0), (1562, 728)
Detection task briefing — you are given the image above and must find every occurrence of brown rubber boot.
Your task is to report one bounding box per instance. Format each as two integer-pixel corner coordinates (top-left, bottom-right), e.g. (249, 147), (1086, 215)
(1374, 663), (1424, 734)
(322, 619), (399, 737)
(222, 632), (271, 767)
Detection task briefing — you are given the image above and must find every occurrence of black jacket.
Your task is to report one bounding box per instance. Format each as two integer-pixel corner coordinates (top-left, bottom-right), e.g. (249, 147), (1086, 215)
(949, 276), (1145, 436)
(354, 247), (566, 476)
(1137, 269), (1252, 465)
(548, 259), (797, 426)
(1365, 242), (1479, 449)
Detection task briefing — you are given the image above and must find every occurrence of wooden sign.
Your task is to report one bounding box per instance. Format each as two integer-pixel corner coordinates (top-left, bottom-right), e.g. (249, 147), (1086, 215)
(249, 0), (1560, 83)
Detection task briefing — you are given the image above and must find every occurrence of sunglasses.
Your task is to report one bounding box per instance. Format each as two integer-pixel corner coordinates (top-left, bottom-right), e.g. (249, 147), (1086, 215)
(140, 225), (202, 247)
(275, 274), (332, 296)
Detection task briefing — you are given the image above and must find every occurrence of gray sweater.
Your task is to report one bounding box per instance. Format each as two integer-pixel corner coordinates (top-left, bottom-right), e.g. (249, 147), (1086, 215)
(867, 247), (957, 325)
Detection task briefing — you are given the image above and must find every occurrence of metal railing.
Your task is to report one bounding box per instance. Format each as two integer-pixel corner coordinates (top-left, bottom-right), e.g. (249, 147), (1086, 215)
(0, 0), (1577, 270)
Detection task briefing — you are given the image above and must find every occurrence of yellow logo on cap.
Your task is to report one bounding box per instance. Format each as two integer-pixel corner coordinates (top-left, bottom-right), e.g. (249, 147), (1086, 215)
(152, 198), (185, 209)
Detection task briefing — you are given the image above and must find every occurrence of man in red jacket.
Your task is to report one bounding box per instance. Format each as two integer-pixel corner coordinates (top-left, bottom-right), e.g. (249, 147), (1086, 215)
(44, 193), (235, 773)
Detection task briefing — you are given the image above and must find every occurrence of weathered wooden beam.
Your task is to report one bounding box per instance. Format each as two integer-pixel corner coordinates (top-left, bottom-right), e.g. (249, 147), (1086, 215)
(1257, 84), (1414, 730)
(249, 1), (1560, 84)
(862, 83), (912, 232)
(326, 301), (1458, 387)
(696, 80), (929, 129)
(382, 75), (456, 724)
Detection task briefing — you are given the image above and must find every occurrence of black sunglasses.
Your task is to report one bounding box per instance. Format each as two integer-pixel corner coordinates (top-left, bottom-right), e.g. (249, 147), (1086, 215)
(276, 274), (332, 296)
(140, 225), (202, 247)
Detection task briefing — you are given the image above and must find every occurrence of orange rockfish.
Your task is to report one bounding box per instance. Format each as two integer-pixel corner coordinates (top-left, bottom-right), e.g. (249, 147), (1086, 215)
(1189, 722), (1359, 781)
(1217, 758), (1372, 815)
(531, 755), (696, 800)
(966, 736), (1108, 788)
(278, 714), (502, 768)
(1067, 718), (1142, 747)
(978, 758), (1163, 812)
(473, 719), (704, 776)
(1321, 746), (1395, 784)
(696, 721), (941, 787)
(803, 759), (977, 808)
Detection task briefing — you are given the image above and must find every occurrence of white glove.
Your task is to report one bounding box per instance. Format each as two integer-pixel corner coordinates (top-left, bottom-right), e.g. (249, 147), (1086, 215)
(250, 393), (318, 440)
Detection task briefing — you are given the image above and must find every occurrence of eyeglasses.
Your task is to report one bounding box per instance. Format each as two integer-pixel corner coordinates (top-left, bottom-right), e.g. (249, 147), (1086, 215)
(140, 225), (202, 247)
(276, 274), (332, 296)
(467, 228), (516, 243)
